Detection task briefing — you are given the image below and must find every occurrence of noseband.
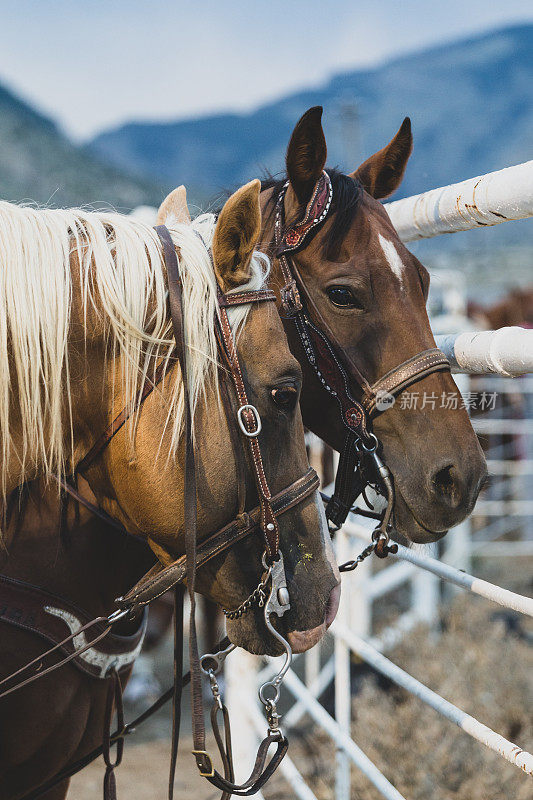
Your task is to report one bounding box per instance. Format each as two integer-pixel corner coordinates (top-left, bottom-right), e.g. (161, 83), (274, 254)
(274, 172), (451, 548)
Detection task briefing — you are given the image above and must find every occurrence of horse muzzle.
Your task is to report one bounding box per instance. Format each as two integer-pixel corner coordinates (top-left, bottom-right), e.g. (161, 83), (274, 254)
(286, 582), (340, 653)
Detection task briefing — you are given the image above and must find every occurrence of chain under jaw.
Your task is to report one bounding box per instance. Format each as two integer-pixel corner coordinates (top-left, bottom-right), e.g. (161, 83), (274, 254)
(222, 570), (271, 620)
(201, 552), (293, 750)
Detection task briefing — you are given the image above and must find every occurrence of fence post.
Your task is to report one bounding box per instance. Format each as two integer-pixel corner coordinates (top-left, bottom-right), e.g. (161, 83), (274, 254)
(334, 526), (352, 800)
(305, 643), (321, 689)
(412, 543), (440, 629)
(443, 373), (472, 574)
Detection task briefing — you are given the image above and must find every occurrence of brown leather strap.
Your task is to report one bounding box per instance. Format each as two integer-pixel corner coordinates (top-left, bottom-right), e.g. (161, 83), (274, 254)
(216, 286), (280, 560)
(363, 348), (450, 415)
(325, 431), (363, 530)
(55, 476), (137, 537)
(102, 669), (124, 800)
(205, 731), (288, 796)
(219, 289), (276, 307)
(118, 468), (319, 611)
(0, 615), (112, 699)
(218, 371), (247, 519)
(168, 586), (184, 799)
(154, 225), (207, 792)
(211, 701), (234, 800)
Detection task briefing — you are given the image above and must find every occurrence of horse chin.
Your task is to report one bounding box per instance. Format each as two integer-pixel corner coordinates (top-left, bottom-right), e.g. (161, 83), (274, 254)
(393, 491), (449, 544)
(225, 591), (339, 656)
(225, 618), (287, 657)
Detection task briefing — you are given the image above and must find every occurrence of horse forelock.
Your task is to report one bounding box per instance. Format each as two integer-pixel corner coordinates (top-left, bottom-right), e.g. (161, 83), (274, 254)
(0, 202), (267, 505)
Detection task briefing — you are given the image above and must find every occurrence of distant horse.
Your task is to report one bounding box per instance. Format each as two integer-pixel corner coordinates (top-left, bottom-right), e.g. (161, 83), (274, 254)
(468, 287), (533, 520)
(469, 287), (533, 330)
(149, 106), (487, 542)
(0, 180), (339, 799)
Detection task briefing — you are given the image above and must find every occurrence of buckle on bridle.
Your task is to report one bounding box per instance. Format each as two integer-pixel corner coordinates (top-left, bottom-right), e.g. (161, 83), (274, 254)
(192, 749), (215, 778)
(280, 281), (302, 317)
(237, 404), (262, 437)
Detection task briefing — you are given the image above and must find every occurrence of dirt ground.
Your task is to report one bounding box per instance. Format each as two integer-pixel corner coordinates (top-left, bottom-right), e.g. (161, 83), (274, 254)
(70, 735), (221, 800)
(70, 557), (533, 800)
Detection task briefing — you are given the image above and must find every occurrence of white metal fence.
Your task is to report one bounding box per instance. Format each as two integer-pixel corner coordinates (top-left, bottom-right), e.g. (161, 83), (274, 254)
(223, 161), (533, 799)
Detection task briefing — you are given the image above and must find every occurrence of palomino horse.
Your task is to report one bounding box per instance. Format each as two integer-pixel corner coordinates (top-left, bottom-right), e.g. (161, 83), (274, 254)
(0, 181), (339, 799)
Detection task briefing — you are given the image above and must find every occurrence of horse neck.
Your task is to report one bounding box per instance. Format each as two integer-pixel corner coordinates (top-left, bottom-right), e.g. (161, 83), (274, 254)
(1, 479), (155, 617)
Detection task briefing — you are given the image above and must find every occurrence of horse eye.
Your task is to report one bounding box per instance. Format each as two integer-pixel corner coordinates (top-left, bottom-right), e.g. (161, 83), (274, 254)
(326, 286), (363, 309)
(271, 386), (298, 410)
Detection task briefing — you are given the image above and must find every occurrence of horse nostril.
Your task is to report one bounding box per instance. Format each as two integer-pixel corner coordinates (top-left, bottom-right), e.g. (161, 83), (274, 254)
(432, 464), (461, 507)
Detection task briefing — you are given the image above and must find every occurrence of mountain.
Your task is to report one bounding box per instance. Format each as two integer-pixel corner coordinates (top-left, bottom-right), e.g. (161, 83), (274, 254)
(89, 24), (533, 252)
(0, 81), (168, 210)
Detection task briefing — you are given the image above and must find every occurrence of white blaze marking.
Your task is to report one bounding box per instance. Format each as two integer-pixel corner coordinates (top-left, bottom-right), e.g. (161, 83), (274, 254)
(378, 233), (405, 284)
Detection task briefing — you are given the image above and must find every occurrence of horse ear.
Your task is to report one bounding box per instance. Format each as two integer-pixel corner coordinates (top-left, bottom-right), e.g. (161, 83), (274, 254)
(213, 179), (261, 292)
(156, 185), (191, 225)
(286, 106), (327, 205)
(351, 117), (413, 200)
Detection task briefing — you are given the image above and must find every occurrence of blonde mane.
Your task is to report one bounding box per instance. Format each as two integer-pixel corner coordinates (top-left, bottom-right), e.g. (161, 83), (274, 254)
(0, 202), (269, 496)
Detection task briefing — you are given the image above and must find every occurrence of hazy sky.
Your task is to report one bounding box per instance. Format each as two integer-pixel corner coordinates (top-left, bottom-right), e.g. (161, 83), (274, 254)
(0, 1), (531, 140)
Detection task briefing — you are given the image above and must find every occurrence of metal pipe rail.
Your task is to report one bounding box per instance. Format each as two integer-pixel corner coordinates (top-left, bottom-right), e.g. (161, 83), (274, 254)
(344, 521), (533, 617)
(471, 420), (533, 435)
(284, 655), (336, 729)
(384, 160), (533, 241)
(333, 622), (533, 776)
(435, 327), (533, 377)
(282, 669), (408, 800)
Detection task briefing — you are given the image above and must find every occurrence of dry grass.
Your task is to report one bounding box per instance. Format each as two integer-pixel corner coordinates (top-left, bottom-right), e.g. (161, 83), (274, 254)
(71, 562), (533, 800)
(279, 592), (532, 800)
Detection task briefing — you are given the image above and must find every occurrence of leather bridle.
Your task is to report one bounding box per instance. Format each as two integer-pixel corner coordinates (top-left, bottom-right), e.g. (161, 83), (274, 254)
(273, 171), (451, 548)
